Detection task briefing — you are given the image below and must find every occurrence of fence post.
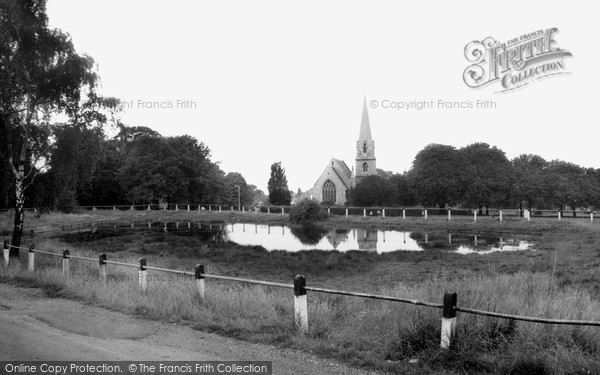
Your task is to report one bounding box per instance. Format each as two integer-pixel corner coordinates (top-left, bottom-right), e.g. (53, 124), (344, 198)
(231, 206), (233, 212)
(28, 244), (35, 271)
(3, 240), (8, 266)
(267, 206), (270, 214)
(403, 209), (406, 219)
(424, 209), (428, 220)
(139, 258), (148, 294)
(592, 212), (594, 223)
(363, 208), (366, 218)
(242, 206), (245, 213)
(448, 210), (451, 221)
(130, 206), (133, 211)
(474, 210), (477, 222)
(440, 292), (457, 349)
(62, 249), (70, 276)
(382, 208), (386, 218)
(558, 211), (562, 221)
(327, 208), (331, 215)
(345, 208), (348, 217)
(219, 205), (222, 212)
(294, 275), (308, 333)
(99, 253), (107, 284)
(187, 205), (190, 211)
(499, 210), (503, 222)
(281, 206), (285, 215)
(195, 264), (205, 302)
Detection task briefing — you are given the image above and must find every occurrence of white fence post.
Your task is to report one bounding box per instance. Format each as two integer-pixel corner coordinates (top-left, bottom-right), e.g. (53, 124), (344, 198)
(267, 206), (270, 214)
(424, 209), (428, 220)
(363, 208), (366, 218)
(440, 292), (457, 349)
(62, 249), (70, 276)
(402, 209), (406, 219)
(448, 210), (451, 221)
(195, 264), (205, 303)
(345, 208), (348, 217)
(3, 240), (9, 266)
(281, 206), (285, 215)
(99, 253), (107, 284)
(28, 244), (35, 271)
(294, 275), (308, 333)
(139, 258), (148, 294)
(382, 208), (386, 218)
(474, 210), (477, 222)
(558, 211), (562, 221)
(499, 210), (503, 222)
(327, 208), (331, 215)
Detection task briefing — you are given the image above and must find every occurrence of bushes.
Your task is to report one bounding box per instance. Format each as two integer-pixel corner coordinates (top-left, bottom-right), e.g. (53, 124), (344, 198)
(289, 199), (329, 224)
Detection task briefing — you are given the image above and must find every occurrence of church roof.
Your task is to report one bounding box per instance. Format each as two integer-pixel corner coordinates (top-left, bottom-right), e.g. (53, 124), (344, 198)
(329, 158), (352, 189)
(358, 95), (373, 141)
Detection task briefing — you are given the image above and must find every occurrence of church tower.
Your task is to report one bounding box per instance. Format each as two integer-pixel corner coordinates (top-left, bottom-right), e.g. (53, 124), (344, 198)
(355, 96), (376, 184)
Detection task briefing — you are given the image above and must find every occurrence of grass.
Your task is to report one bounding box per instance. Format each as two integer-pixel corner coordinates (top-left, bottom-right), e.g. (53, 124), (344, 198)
(2, 209), (600, 373)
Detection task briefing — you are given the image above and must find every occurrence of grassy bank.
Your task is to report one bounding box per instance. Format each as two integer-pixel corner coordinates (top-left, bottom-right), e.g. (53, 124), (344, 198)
(2, 210), (600, 373)
(2, 244), (600, 374)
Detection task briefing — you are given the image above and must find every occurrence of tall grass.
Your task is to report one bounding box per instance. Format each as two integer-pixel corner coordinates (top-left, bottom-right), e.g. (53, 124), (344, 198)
(2, 242), (600, 374)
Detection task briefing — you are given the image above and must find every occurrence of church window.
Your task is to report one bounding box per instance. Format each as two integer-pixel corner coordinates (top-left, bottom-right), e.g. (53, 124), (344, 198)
(363, 142), (367, 153)
(322, 180), (336, 203)
(363, 162), (368, 172)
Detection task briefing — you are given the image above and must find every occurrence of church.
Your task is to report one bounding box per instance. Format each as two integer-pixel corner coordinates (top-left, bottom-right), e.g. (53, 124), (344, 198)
(307, 97), (377, 205)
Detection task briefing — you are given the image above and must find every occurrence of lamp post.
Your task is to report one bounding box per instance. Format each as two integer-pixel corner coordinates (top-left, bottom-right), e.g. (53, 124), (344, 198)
(234, 185), (241, 211)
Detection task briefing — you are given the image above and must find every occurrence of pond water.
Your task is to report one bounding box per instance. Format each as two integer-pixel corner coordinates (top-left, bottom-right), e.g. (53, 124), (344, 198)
(98, 221), (533, 254)
(223, 223), (532, 254)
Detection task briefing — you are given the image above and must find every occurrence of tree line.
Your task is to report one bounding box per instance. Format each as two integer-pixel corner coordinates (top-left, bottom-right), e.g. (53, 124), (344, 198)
(347, 143), (600, 211)
(1, 123), (267, 212)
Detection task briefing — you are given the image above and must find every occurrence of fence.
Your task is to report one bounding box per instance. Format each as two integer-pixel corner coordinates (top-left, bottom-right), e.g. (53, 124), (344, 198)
(1, 204), (597, 223)
(4, 241), (600, 350)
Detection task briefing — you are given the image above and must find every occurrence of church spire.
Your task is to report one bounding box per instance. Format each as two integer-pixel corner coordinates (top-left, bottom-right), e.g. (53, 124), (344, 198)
(359, 95), (373, 141)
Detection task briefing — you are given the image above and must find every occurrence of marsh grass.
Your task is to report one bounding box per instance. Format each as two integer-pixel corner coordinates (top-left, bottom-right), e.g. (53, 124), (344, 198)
(3, 240), (600, 374)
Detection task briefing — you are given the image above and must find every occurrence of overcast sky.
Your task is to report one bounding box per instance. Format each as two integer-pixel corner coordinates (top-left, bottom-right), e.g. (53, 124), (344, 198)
(46, 1), (598, 192)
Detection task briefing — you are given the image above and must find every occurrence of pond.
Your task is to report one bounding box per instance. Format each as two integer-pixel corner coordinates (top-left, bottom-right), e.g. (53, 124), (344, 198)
(223, 223), (532, 254)
(93, 221), (533, 254)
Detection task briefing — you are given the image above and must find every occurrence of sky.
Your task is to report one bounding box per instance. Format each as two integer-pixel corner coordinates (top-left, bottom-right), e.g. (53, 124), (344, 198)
(46, 1), (598, 193)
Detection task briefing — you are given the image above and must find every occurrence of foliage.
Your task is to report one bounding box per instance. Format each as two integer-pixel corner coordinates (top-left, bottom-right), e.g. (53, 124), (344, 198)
(289, 198), (329, 223)
(267, 162), (291, 205)
(347, 175), (398, 206)
(410, 144), (469, 207)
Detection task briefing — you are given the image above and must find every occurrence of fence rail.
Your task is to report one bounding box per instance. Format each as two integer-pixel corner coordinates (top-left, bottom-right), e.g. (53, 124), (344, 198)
(2, 204), (598, 223)
(4, 240), (600, 350)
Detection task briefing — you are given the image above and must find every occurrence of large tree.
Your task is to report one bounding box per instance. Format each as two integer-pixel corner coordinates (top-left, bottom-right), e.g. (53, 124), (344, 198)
(0, 0), (97, 253)
(409, 144), (468, 207)
(267, 162), (291, 206)
(511, 154), (548, 211)
(348, 175), (398, 206)
(460, 143), (512, 213)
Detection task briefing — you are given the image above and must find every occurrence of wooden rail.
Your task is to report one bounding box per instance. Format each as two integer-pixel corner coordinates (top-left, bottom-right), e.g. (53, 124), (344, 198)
(4, 241), (600, 350)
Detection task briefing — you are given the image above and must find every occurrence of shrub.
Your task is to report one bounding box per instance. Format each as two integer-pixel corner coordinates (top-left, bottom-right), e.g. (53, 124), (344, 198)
(289, 199), (328, 224)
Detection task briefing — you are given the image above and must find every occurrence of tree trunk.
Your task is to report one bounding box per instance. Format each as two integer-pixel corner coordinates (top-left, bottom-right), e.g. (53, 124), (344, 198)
(8, 140), (28, 258)
(10, 177), (24, 257)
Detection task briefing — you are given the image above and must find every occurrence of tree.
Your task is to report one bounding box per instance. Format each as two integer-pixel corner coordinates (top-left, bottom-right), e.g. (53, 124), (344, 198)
(1, 0), (98, 253)
(267, 162), (291, 205)
(389, 173), (418, 206)
(118, 134), (224, 204)
(409, 144), (468, 207)
(348, 175), (398, 206)
(223, 172), (251, 207)
(511, 154), (548, 211)
(460, 143), (512, 213)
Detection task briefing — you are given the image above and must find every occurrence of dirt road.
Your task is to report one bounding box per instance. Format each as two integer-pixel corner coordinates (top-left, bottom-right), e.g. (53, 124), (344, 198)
(0, 283), (383, 375)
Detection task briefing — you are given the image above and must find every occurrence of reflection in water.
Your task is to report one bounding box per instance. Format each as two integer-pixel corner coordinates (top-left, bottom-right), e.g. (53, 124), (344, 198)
(103, 221), (533, 254)
(223, 223), (533, 254)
